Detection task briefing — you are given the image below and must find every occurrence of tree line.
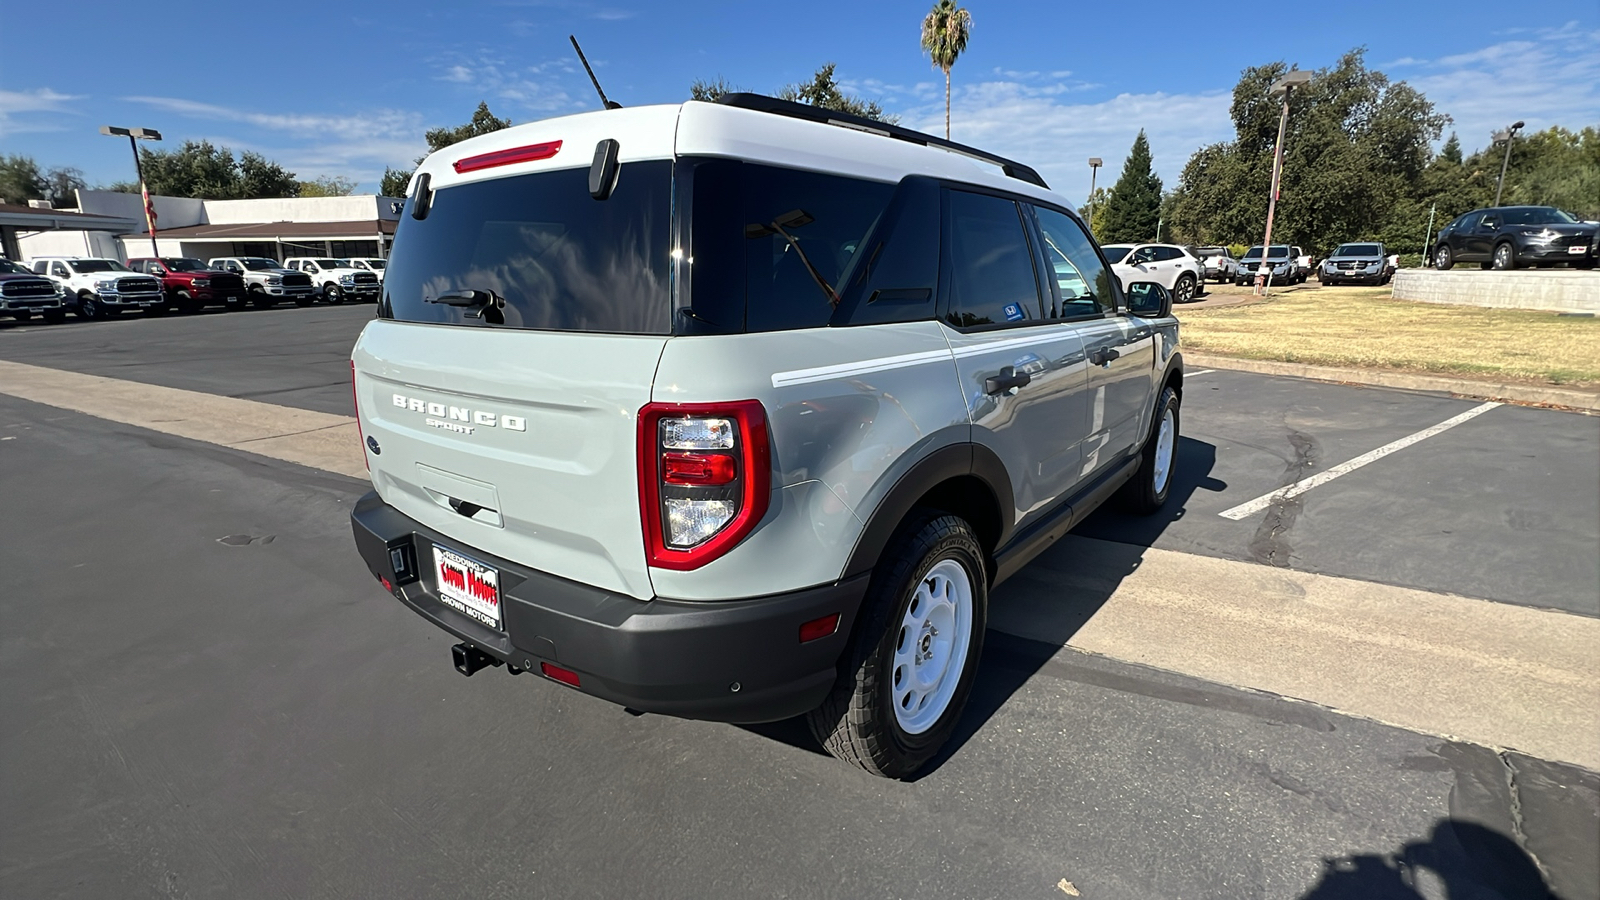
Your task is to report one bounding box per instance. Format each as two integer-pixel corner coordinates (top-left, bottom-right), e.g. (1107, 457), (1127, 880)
(1, 144), (357, 208)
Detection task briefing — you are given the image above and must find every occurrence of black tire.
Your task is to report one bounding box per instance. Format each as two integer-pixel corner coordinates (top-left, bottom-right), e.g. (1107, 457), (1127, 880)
(1492, 242), (1517, 271)
(77, 294), (101, 320)
(174, 289), (198, 314)
(1172, 274), (1197, 303)
(251, 290), (275, 310)
(807, 513), (988, 779)
(1120, 386), (1180, 514)
(1434, 245), (1455, 270)
(42, 309), (67, 324)
(294, 295), (314, 308)
(324, 284), (345, 305)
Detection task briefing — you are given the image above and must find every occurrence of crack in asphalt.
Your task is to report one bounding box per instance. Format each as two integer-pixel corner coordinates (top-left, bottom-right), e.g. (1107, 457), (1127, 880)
(1248, 429), (1319, 567)
(1498, 750), (1554, 888)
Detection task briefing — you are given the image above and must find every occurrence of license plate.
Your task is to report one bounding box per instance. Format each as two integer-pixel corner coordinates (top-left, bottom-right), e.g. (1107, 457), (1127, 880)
(1568, 246), (1586, 255)
(432, 545), (502, 629)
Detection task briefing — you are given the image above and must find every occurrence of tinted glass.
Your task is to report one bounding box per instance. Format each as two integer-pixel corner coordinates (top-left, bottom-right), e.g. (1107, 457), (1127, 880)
(1100, 244), (1133, 263)
(687, 159), (895, 333)
(1336, 244), (1382, 256)
(0, 259), (27, 274)
(941, 190), (1041, 329)
(385, 161), (672, 334)
(830, 177), (940, 328)
(164, 258), (206, 272)
(1153, 246), (1183, 261)
(240, 259), (282, 271)
(1032, 206), (1113, 318)
(1503, 207), (1578, 225)
(72, 260), (128, 273)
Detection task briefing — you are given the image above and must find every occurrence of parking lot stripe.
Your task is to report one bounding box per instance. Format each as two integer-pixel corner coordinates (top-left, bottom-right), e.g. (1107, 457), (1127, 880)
(1187, 368), (1216, 376)
(1217, 401), (1502, 520)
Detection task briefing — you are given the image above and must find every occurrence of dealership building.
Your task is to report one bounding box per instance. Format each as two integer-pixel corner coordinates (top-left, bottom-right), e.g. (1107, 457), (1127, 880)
(12, 190), (402, 263)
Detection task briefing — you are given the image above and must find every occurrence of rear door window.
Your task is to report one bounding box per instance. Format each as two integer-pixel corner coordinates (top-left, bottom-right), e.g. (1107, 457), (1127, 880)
(384, 161), (673, 334)
(940, 190), (1042, 329)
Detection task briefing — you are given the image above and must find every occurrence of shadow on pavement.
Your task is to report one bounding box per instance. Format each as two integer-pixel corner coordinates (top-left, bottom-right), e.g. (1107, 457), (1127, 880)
(1299, 818), (1565, 899)
(741, 437), (1224, 778)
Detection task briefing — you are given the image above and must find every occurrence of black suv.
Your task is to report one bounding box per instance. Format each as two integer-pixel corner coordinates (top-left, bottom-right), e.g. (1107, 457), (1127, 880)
(1431, 206), (1597, 271)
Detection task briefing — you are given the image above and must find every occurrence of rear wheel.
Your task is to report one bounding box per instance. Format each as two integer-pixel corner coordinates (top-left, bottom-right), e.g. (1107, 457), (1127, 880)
(1492, 242), (1517, 270)
(807, 514), (987, 779)
(1121, 387), (1180, 514)
(1434, 245), (1455, 270)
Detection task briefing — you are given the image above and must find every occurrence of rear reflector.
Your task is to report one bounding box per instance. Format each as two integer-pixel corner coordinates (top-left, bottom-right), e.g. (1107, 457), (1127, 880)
(453, 140), (563, 174)
(799, 613), (841, 643)
(540, 662), (581, 688)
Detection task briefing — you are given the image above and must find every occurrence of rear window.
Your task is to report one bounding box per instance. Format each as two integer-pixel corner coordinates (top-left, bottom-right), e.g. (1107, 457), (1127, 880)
(384, 161), (673, 334)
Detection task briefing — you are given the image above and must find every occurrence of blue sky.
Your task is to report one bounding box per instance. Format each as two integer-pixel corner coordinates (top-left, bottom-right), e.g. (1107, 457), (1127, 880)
(3, 0), (1596, 202)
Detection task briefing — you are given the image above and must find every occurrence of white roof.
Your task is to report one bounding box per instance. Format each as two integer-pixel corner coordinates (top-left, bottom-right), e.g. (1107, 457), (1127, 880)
(411, 101), (1074, 210)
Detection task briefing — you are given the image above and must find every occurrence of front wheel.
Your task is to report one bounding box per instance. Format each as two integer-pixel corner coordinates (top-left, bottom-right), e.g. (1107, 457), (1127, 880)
(1172, 274), (1197, 303)
(1434, 245), (1455, 270)
(77, 294), (101, 320)
(1492, 242), (1517, 270)
(1121, 387), (1180, 514)
(808, 514), (987, 779)
(42, 309), (67, 324)
(324, 284), (344, 305)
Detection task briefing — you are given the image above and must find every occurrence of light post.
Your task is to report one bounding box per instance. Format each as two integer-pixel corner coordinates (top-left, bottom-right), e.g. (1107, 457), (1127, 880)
(1087, 157), (1102, 234)
(1491, 120), (1524, 208)
(100, 125), (163, 259)
(1255, 69), (1311, 295)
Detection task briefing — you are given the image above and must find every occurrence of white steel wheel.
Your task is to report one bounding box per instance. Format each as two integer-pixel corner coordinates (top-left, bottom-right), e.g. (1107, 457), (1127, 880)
(891, 558), (974, 735)
(1152, 406), (1176, 495)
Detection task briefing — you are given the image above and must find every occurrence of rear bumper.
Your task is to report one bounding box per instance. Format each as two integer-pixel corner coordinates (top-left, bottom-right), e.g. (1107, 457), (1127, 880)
(350, 492), (866, 723)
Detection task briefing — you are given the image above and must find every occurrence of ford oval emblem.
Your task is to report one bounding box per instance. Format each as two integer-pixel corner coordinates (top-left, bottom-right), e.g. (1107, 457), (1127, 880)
(366, 435), (381, 455)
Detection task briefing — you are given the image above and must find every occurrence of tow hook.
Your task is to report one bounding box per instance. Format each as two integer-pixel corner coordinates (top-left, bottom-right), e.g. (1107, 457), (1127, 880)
(452, 642), (501, 677)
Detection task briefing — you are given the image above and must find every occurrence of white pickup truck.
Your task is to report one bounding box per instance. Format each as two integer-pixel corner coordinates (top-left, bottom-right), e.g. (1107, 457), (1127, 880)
(345, 257), (387, 284)
(283, 257), (381, 304)
(29, 256), (165, 319)
(207, 257), (317, 308)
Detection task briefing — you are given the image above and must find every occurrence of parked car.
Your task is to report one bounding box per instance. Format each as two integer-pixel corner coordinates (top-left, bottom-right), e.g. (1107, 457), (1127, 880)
(346, 257), (387, 283)
(1098, 242), (1205, 302)
(1190, 246), (1237, 283)
(127, 257), (248, 312)
(283, 257), (381, 304)
(1431, 206), (1598, 270)
(28, 256), (164, 319)
(348, 92), (1185, 778)
(0, 257), (67, 322)
(1291, 246), (1313, 281)
(1234, 245), (1298, 285)
(206, 257), (317, 308)
(1319, 242), (1389, 285)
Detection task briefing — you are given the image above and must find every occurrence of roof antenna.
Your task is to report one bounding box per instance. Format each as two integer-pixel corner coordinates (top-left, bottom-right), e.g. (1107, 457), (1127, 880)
(570, 36), (622, 110)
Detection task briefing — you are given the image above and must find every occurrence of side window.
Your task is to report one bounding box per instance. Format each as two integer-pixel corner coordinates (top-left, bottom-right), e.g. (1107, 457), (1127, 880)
(1130, 246), (1159, 264)
(51, 262), (71, 278)
(832, 176), (940, 328)
(940, 190), (1042, 329)
(1153, 247), (1183, 262)
(1031, 206), (1114, 319)
(1479, 213), (1498, 229)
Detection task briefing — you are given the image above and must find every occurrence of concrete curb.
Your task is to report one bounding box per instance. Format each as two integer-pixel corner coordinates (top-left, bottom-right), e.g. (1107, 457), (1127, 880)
(1185, 352), (1600, 412)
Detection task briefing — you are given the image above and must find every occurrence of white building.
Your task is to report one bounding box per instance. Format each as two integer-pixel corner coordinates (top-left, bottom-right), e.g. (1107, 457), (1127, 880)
(16, 190), (403, 263)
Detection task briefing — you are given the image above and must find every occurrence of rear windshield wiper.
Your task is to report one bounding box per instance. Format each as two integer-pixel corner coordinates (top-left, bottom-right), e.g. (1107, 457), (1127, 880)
(746, 209), (841, 307)
(427, 289), (505, 321)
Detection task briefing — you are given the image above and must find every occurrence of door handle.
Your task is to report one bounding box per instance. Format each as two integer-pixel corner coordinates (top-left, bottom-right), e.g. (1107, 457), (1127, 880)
(1089, 347), (1120, 367)
(984, 365), (1032, 395)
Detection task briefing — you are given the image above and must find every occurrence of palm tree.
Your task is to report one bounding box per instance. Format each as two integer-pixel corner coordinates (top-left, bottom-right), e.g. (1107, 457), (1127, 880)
(920, 0), (973, 140)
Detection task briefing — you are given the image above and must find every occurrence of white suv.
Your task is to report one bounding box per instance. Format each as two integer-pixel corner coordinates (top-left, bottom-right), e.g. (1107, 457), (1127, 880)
(29, 257), (164, 319)
(283, 257), (381, 304)
(1098, 243), (1205, 303)
(348, 94), (1185, 777)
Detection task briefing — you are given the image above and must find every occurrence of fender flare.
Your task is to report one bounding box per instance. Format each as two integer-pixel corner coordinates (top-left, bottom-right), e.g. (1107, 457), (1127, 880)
(840, 442), (1014, 581)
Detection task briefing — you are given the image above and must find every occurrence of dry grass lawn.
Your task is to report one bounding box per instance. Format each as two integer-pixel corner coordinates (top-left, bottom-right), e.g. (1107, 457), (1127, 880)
(1177, 286), (1600, 386)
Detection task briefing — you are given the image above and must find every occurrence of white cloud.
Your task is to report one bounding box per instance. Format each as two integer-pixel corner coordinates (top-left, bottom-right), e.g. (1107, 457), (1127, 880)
(0, 87), (84, 136)
(1387, 23), (1600, 153)
(428, 58), (584, 115)
(893, 80), (1233, 201)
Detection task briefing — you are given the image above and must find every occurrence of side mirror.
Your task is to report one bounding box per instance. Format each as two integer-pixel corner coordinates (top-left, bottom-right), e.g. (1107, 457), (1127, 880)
(1125, 281), (1172, 318)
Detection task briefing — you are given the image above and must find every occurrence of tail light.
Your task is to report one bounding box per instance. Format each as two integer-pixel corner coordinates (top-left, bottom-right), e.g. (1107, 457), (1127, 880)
(637, 401), (770, 570)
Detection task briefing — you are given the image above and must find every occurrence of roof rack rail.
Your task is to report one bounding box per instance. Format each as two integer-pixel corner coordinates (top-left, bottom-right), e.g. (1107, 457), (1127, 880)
(711, 92), (1050, 190)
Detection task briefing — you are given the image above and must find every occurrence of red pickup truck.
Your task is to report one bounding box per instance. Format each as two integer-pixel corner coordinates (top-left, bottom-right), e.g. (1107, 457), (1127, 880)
(126, 257), (247, 312)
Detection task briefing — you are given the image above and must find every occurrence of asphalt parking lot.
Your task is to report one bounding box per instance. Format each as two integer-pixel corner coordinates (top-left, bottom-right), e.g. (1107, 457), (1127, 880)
(2, 307), (1596, 899)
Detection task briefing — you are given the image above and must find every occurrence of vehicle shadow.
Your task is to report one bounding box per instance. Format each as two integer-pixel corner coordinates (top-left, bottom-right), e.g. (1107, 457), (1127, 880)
(741, 436), (1225, 777)
(1296, 818), (1566, 899)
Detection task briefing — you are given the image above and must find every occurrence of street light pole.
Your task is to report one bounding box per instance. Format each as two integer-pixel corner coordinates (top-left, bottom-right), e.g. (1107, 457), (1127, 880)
(1255, 70), (1311, 296)
(1492, 120), (1525, 208)
(1087, 157), (1103, 234)
(100, 126), (163, 259)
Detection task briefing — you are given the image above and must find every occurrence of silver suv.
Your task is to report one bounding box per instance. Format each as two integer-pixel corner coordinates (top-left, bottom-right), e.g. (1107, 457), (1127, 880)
(349, 94), (1185, 777)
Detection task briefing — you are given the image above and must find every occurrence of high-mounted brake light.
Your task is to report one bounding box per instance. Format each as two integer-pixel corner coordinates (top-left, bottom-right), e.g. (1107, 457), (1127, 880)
(638, 401), (770, 570)
(452, 140), (563, 174)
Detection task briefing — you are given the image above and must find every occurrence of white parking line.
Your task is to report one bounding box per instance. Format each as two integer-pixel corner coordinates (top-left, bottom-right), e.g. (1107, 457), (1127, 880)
(1218, 401), (1502, 520)
(1188, 368), (1216, 376)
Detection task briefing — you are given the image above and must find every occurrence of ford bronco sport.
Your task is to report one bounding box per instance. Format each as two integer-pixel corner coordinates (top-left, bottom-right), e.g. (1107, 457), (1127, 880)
(350, 94), (1184, 777)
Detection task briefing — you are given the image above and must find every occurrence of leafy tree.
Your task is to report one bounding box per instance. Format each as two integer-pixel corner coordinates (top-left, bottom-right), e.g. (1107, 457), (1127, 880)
(382, 102), (513, 198)
(140, 141), (244, 199)
(1097, 131), (1163, 243)
(379, 167), (411, 198)
(777, 63), (898, 124)
(0, 155), (48, 205)
(920, 0), (973, 139)
(238, 152), (300, 199)
(1077, 186), (1112, 239)
(43, 167), (86, 208)
(299, 175), (359, 197)
(690, 77), (741, 101)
